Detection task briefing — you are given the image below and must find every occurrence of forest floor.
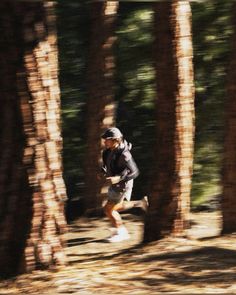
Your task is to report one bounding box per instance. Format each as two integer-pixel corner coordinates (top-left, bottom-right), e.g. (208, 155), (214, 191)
(1, 210), (236, 294)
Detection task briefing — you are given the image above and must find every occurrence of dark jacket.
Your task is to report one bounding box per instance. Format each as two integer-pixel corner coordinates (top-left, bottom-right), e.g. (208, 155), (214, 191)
(102, 140), (139, 192)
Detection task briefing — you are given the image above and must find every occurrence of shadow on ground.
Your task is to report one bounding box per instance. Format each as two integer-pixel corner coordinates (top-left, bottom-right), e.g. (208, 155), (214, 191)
(1, 211), (236, 294)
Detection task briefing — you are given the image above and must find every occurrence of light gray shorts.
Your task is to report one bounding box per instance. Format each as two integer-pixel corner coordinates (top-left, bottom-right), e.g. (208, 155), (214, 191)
(107, 187), (132, 204)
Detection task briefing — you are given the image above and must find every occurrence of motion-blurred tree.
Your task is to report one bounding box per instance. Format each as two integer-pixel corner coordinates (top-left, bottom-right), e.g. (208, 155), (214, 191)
(0, 1), (67, 277)
(56, 0), (233, 216)
(84, 0), (119, 211)
(144, 0), (195, 241)
(221, 2), (236, 234)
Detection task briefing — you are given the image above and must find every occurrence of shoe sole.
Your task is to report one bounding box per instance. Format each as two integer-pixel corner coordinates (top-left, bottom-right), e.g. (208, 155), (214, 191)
(107, 235), (130, 243)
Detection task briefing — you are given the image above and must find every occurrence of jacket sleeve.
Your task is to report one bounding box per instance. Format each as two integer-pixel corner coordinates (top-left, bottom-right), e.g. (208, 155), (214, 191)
(101, 150), (107, 175)
(119, 153), (139, 182)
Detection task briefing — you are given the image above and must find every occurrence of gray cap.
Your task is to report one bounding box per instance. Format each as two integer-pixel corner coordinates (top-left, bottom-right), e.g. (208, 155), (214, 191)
(101, 127), (123, 139)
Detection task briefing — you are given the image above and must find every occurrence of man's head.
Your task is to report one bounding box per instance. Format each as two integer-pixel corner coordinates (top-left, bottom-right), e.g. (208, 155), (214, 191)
(101, 127), (123, 140)
(101, 127), (123, 150)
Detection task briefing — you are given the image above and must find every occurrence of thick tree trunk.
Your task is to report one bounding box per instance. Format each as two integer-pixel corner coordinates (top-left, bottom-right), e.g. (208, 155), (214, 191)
(144, 0), (195, 242)
(0, 1), (67, 277)
(221, 3), (236, 234)
(85, 1), (118, 210)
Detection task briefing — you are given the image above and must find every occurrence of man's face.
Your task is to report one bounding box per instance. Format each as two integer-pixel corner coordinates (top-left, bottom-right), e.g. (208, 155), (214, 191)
(104, 138), (117, 149)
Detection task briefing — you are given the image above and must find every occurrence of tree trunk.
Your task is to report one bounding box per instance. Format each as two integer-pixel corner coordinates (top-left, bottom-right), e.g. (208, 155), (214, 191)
(144, 0), (195, 242)
(0, 1), (67, 277)
(84, 1), (119, 211)
(221, 3), (236, 234)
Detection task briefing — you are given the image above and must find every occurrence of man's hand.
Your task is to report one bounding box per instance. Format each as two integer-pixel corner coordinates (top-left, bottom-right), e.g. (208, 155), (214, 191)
(106, 176), (121, 185)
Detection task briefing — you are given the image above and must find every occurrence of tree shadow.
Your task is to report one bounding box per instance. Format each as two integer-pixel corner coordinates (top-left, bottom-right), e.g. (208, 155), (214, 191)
(67, 232), (236, 291)
(64, 210), (236, 294)
(67, 237), (108, 247)
(124, 246), (236, 289)
(134, 246), (236, 267)
(67, 241), (145, 265)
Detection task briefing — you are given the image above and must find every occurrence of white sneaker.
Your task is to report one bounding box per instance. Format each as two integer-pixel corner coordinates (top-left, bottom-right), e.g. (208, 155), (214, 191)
(107, 226), (130, 243)
(109, 227), (118, 236)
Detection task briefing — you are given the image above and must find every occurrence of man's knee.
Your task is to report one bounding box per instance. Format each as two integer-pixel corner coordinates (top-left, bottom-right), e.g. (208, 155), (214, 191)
(104, 202), (114, 216)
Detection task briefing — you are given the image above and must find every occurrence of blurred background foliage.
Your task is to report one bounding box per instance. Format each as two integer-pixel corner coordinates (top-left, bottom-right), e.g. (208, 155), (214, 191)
(191, 0), (232, 206)
(57, 0), (233, 211)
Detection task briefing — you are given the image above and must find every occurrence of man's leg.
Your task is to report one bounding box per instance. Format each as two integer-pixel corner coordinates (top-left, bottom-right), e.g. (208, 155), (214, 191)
(104, 201), (130, 242)
(117, 196), (149, 213)
(104, 200), (123, 228)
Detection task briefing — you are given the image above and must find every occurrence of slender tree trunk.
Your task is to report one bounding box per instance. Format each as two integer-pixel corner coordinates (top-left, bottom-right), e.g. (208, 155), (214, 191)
(0, 1), (67, 277)
(144, 0), (195, 242)
(85, 0), (119, 211)
(221, 3), (236, 234)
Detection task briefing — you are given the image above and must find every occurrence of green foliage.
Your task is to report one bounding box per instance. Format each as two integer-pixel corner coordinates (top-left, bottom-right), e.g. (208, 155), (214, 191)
(191, 0), (233, 207)
(57, 0), (90, 197)
(57, 0), (234, 209)
(191, 141), (222, 207)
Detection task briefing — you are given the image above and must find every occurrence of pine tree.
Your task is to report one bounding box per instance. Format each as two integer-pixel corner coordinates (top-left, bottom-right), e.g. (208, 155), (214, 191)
(0, 1), (67, 276)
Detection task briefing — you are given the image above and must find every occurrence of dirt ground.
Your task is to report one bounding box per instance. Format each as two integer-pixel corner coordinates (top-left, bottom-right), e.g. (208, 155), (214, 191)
(1, 210), (236, 294)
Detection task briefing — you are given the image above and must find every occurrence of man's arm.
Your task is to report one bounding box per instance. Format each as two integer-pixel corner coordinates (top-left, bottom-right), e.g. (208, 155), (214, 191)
(119, 157), (139, 182)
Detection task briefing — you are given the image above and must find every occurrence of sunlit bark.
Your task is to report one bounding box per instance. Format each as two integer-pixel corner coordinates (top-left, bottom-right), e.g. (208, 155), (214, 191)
(85, 0), (119, 210)
(144, 0), (195, 241)
(222, 3), (236, 234)
(0, 1), (67, 277)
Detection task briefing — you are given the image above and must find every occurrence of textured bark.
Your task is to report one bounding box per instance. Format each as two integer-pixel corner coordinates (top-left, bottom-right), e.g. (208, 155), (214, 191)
(0, 1), (67, 277)
(85, 1), (119, 210)
(144, 0), (195, 242)
(221, 3), (236, 234)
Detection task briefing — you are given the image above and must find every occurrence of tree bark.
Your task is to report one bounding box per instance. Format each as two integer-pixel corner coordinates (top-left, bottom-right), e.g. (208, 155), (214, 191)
(84, 0), (119, 211)
(144, 0), (195, 242)
(221, 3), (236, 234)
(0, 1), (67, 277)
